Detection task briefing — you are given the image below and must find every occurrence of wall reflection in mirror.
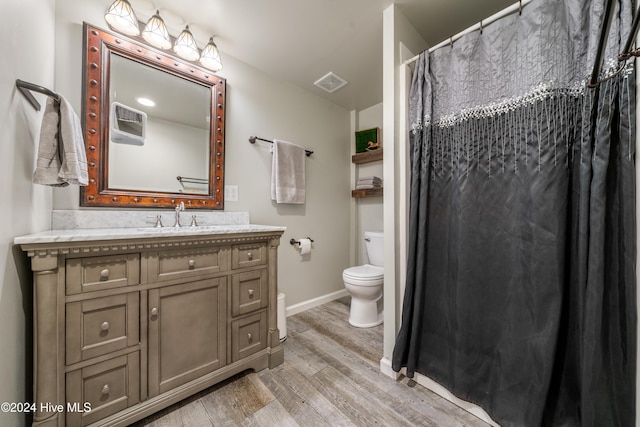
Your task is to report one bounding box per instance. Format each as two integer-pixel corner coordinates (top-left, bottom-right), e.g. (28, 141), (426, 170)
(108, 53), (210, 195)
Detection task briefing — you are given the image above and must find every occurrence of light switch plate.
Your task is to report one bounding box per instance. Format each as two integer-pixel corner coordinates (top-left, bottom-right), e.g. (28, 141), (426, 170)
(224, 185), (238, 201)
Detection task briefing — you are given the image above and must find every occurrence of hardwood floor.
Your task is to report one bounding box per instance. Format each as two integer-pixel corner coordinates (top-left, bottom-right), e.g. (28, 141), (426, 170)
(134, 297), (489, 426)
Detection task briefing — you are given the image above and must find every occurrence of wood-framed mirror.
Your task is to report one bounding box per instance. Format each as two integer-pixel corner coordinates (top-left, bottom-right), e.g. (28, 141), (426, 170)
(80, 23), (226, 209)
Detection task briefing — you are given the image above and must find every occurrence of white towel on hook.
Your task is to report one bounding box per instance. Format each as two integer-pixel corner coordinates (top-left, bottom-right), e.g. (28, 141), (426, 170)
(271, 139), (306, 204)
(33, 96), (88, 186)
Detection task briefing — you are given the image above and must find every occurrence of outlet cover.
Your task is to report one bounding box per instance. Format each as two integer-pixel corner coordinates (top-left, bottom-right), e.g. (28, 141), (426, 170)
(224, 185), (238, 201)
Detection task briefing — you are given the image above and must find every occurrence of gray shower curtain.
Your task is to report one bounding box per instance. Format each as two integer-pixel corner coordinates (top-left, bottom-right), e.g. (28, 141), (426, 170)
(392, 0), (637, 426)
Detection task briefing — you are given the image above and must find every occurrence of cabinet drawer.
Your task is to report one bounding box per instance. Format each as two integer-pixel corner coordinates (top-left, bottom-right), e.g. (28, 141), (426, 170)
(66, 254), (140, 295)
(66, 352), (140, 426)
(150, 247), (226, 281)
(66, 293), (139, 364)
(232, 243), (267, 269)
(231, 311), (267, 362)
(231, 269), (268, 317)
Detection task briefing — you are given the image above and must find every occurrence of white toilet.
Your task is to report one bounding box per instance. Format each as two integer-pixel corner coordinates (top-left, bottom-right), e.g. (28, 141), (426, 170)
(343, 231), (384, 328)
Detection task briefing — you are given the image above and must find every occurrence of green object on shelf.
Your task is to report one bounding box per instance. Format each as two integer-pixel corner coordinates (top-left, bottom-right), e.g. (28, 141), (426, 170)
(355, 128), (380, 153)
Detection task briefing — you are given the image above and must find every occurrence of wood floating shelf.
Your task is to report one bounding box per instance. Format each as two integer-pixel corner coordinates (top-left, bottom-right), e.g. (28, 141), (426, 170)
(352, 188), (383, 198)
(352, 149), (383, 164)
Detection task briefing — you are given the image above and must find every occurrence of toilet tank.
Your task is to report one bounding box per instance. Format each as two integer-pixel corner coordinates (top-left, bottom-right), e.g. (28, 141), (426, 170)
(364, 231), (384, 267)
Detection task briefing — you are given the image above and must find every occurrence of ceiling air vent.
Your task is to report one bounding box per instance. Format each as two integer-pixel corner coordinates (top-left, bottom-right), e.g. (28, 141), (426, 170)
(314, 72), (348, 93)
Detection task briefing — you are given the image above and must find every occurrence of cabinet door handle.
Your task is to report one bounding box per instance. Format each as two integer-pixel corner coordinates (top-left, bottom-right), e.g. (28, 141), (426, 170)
(247, 333), (253, 342)
(188, 259), (196, 268)
(101, 384), (110, 395)
(100, 321), (110, 331)
(150, 307), (158, 316)
(248, 289), (254, 297)
(100, 268), (110, 280)
(247, 252), (253, 261)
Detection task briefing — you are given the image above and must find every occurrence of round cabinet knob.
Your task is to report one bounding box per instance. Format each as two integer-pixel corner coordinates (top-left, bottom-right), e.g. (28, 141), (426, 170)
(100, 321), (110, 331)
(100, 269), (110, 280)
(101, 384), (110, 395)
(188, 259), (196, 268)
(248, 289), (254, 298)
(150, 307), (158, 316)
(247, 252), (253, 261)
(247, 333), (253, 342)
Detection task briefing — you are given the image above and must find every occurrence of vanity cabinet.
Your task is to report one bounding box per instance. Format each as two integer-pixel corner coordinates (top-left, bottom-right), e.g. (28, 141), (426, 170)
(17, 228), (284, 427)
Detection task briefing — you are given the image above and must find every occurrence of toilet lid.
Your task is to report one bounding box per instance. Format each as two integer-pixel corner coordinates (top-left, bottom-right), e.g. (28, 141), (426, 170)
(343, 264), (384, 280)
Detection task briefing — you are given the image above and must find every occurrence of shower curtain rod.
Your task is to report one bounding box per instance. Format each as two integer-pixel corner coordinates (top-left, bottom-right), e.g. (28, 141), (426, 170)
(589, 0), (616, 87)
(403, 0), (532, 66)
(589, 0), (640, 87)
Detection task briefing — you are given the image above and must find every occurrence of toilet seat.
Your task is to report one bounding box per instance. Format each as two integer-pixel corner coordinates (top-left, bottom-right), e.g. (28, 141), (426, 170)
(343, 264), (384, 284)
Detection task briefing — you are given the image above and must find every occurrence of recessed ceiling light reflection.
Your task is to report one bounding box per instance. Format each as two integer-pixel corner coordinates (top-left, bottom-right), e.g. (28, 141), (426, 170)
(137, 97), (156, 107)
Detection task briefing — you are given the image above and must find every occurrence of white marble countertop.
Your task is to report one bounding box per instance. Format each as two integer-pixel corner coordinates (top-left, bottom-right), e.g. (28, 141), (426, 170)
(14, 224), (287, 245)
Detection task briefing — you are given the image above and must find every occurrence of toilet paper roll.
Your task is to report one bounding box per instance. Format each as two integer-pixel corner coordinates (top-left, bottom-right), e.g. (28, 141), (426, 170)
(298, 238), (312, 255)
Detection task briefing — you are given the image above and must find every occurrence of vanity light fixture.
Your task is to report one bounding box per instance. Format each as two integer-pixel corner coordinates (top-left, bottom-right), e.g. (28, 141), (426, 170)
(200, 38), (223, 71)
(104, 0), (140, 36)
(141, 10), (171, 50)
(104, 5), (224, 72)
(174, 26), (200, 61)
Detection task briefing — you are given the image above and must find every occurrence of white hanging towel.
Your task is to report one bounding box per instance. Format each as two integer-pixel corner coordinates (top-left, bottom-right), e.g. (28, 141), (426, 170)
(271, 139), (306, 204)
(33, 96), (88, 186)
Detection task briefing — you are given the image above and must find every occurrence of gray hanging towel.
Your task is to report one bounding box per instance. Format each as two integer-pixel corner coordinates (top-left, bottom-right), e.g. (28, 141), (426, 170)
(33, 96), (88, 186)
(270, 139), (306, 204)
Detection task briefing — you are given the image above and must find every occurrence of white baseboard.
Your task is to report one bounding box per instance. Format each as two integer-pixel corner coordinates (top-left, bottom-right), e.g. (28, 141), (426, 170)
(380, 356), (401, 379)
(379, 357), (499, 426)
(285, 289), (349, 317)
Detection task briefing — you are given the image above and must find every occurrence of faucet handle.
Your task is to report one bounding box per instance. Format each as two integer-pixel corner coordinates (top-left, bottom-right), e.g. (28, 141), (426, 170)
(190, 215), (198, 227)
(154, 215), (164, 228)
(173, 202), (184, 228)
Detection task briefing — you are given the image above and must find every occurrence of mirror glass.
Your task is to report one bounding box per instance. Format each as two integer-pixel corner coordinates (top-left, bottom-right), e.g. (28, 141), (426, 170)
(108, 53), (211, 195)
(81, 23), (226, 209)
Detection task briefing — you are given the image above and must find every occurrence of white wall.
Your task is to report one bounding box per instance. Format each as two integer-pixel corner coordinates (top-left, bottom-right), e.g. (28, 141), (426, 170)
(221, 52), (352, 307)
(52, 0), (353, 308)
(0, 1), (56, 426)
(109, 117), (209, 193)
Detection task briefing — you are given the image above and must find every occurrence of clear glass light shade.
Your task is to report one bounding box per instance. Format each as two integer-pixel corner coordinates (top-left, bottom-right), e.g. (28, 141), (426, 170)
(105, 0), (140, 36)
(142, 11), (171, 50)
(200, 38), (223, 71)
(174, 26), (200, 61)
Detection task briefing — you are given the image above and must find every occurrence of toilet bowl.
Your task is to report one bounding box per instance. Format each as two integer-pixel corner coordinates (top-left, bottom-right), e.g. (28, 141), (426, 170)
(343, 231), (384, 328)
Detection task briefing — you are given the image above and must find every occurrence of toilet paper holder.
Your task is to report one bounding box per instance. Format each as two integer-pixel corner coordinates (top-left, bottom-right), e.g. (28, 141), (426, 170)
(290, 237), (314, 246)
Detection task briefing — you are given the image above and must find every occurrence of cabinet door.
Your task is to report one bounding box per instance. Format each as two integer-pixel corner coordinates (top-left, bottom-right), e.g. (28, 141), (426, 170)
(148, 278), (226, 397)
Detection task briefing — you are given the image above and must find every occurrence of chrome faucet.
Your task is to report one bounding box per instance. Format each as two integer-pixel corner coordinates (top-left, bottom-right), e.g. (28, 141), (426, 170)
(174, 202), (185, 227)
